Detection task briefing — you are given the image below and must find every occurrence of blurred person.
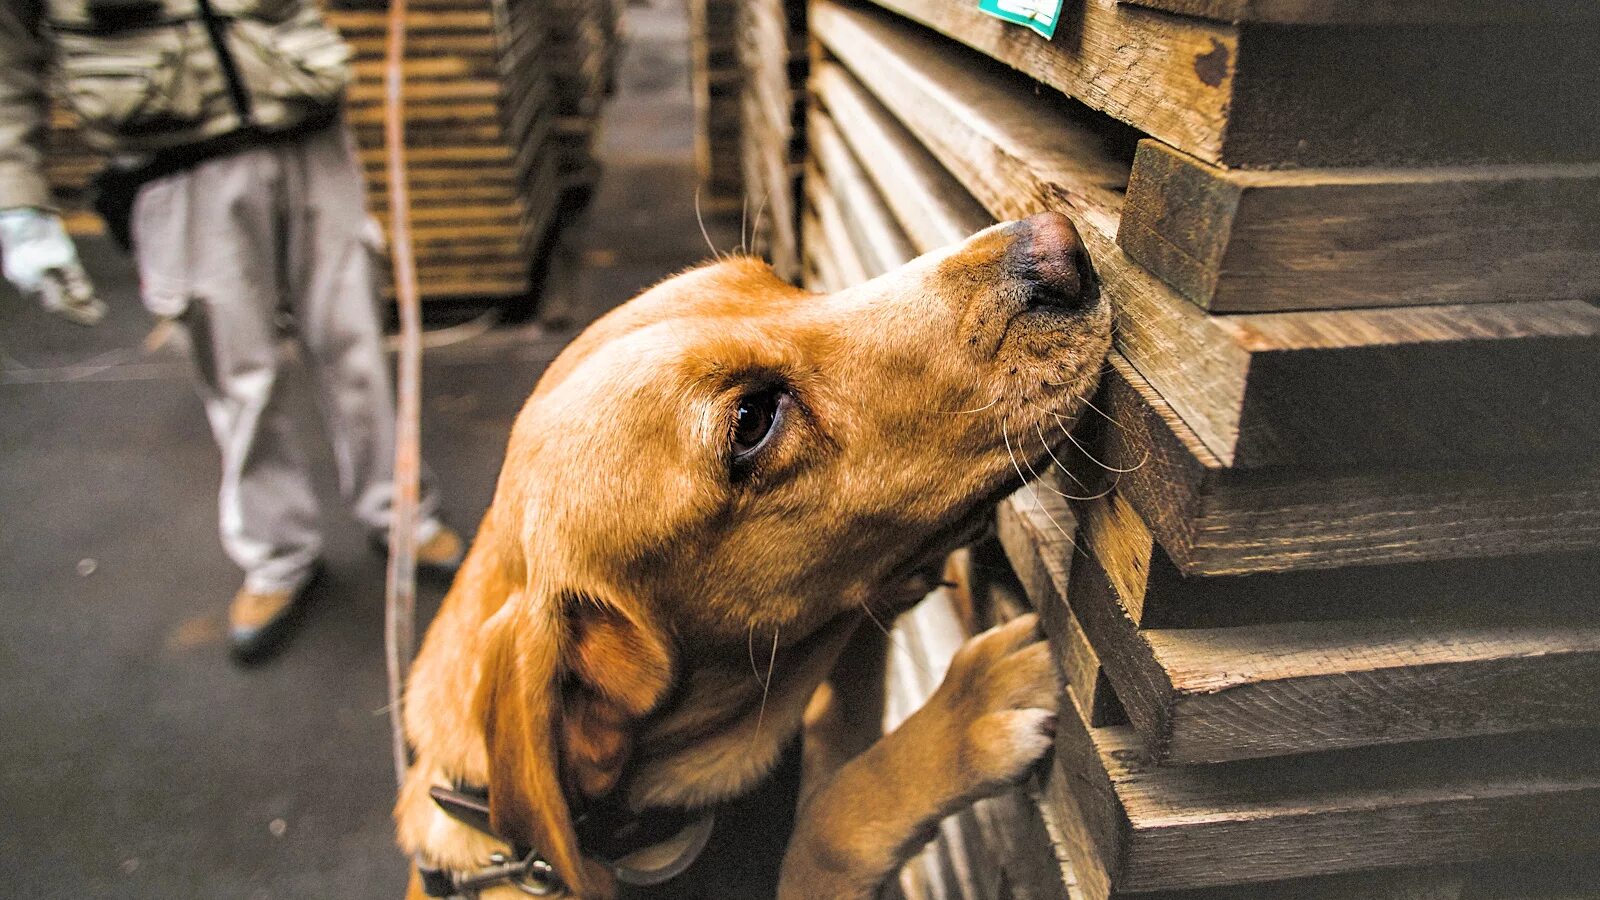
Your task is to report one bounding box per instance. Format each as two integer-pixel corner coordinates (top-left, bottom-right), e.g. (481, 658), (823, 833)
(0, 0), (464, 662)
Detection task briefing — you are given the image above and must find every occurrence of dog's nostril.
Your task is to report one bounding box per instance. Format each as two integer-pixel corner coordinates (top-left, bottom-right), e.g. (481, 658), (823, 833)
(1012, 211), (1099, 311)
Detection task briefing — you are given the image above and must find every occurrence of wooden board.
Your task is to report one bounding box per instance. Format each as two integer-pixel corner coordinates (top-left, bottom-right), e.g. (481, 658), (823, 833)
(808, 111), (917, 277)
(1006, 485), (1600, 764)
(813, 0), (1600, 471)
(1119, 140), (1600, 312)
(1019, 562), (1600, 899)
(804, 163), (872, 288)
(857, 0), (1600, 169)
(1114, 0), (1600, 24)
(811, 62), (991, 254)
(1041, 693), (1600, 894)
(810, 48), (1600, 576)
(1073, 355), (1600, 575)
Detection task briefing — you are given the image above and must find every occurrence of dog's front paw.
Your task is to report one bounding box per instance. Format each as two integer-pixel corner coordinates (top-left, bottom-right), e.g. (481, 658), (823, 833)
(929, 613), (1059, 787)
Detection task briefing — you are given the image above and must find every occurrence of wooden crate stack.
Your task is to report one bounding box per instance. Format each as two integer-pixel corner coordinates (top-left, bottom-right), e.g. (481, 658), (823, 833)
(542, 0), (623, 196)
(689, 0), (744, 211)
(800, 1), (1600, 897)
(42, 0), (620, 304)
(737, 0), (809, 282)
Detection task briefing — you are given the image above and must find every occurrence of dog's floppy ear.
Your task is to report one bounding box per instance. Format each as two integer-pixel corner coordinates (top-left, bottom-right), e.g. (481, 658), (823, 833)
(474, 585), (674, 894)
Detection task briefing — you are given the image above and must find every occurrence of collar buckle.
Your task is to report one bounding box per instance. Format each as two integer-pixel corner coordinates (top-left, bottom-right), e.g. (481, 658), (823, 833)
(420, 849), (564, 898)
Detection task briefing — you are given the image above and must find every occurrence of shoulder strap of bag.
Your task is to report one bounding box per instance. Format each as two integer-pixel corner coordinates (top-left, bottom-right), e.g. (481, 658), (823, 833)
(193, 0), (254, 128)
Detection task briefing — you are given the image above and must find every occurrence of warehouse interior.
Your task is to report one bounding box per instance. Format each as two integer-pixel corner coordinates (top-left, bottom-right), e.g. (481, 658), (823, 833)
(3, 0), (1600, 897)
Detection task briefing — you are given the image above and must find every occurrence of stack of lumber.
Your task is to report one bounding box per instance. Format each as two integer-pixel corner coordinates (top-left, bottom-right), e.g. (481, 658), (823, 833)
(542, 0), (623, 195)
(800, 1), (1600, 896)
(737, 0), (809, 282)
(689, 0), (744, 210)
(41, 0), (621, 304)
(880, 553), (1071, 900)
(329, 0), (545, 301)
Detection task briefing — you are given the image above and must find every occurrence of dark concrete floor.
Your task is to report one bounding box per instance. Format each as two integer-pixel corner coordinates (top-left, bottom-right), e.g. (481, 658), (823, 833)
(0, 0), (740, 895)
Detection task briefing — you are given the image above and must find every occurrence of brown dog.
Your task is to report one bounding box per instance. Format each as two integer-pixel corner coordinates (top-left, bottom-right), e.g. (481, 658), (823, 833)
(395, 212), (1111, 898)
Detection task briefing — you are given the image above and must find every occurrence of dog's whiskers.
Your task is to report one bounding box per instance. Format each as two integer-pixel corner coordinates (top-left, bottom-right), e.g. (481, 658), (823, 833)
(694, 189), (722, 262)
(1056, 415), (1148, 474)
(925, 393), (1003, 416)
(751, 626), (779, 749)
(861, 598), (936, 684)
(1014, 419), (1110, 501)
(751, 191), (770, 259)
(1077, 392), (1134, 434)
(1024, 396), (1077, 424)
(1034, 420), (1092, 492)
(1002, 417), (1087, 556)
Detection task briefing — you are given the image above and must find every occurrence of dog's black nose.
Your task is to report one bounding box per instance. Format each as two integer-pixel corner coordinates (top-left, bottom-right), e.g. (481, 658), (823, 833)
(1010, 211), (1099, 311)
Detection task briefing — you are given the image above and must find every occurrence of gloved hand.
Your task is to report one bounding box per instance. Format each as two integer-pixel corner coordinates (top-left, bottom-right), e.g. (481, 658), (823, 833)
(0, 208), (107, 326)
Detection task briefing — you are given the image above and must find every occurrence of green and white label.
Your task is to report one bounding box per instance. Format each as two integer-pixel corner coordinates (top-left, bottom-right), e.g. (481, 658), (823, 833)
(977, 0), (1063, 38)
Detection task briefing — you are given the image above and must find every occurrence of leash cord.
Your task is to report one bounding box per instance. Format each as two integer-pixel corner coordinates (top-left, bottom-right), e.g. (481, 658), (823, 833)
(382, 0), (422, 789)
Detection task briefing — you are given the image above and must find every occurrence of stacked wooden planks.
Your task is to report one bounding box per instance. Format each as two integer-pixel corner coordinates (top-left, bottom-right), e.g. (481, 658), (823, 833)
(800, 1), (1600, 896)
(689, 0), (744, 210)
(737, 0), (809, 282)
(42, 0), (620, 304)
(542, 0), (624, 197)
(330, 0), (541, 301)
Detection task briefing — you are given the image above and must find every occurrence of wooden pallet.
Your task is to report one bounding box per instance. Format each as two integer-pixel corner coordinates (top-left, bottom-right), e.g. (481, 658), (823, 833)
(807, 36), (1600, 576)
(1115, 0), (1600, 25)
(689, 0), (744, 208)
(812, 1), (1600, 473)
(738, 0), (808, 282)
(1118, 141), (1600, 312)
(998, 490), (1600, 899)
(801, 2), (1600, 896)
(1000, 489), (1600, 765)
(853, 0), (1600, 169)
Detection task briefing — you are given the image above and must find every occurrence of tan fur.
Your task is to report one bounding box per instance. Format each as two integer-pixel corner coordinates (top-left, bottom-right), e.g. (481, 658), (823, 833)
(396, 215), (1112, 898)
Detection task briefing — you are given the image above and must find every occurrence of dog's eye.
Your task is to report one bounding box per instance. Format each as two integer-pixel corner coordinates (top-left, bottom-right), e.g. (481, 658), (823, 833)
(731, 388), (785, 459)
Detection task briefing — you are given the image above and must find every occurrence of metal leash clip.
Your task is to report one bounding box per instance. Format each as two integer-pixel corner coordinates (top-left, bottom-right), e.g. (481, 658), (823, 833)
(451, 851), (564, 897)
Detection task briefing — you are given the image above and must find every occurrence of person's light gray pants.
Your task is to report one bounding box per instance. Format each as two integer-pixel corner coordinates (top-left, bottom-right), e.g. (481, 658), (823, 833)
(131, 122), (439, 594)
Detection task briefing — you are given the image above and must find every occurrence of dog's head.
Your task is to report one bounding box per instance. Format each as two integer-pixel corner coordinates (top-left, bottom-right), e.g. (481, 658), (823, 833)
(410, 213), (1110, 891)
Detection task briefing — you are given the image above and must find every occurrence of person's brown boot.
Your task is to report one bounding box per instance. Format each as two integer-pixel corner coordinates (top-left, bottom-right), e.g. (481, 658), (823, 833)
(228, 575), (314, 664)
(415, 524), (466, 576)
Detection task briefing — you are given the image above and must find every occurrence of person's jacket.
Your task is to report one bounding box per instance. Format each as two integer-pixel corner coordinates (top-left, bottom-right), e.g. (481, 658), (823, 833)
(0, 0), (352, 210)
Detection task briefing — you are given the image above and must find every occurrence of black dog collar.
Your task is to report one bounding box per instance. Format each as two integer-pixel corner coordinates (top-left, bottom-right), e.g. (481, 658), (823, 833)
(418, 784), (715, 897)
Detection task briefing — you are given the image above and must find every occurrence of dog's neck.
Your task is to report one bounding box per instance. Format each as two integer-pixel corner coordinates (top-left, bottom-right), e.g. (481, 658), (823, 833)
(397, 598), (861, 873)
(624, 612), (861, 809)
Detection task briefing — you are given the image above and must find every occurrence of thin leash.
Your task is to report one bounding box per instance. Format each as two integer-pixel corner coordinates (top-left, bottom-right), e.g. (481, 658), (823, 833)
(382, 0), (422, 789)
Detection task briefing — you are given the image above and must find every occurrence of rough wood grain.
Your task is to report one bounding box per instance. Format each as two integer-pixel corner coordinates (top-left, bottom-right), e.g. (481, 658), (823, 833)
(1058, 490), (1600, 763)
(1115, 0), (1600, 24)
(1079, 355), (1600, 575)
(743, 86), (805, 282)
(811, 61), (992, 253)
(1119, 140), (1600, 312)
(1042, 679), (1600, 893)
(804, 164), (871, 287)
(737, 0), (808, 282)
(813, 1), (1600, 469)
(860, 0), (1600, 168)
